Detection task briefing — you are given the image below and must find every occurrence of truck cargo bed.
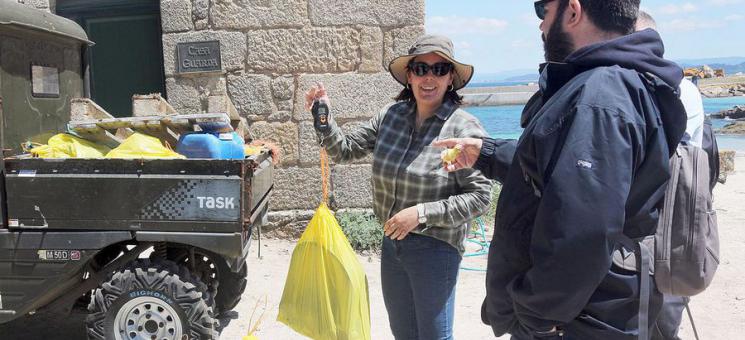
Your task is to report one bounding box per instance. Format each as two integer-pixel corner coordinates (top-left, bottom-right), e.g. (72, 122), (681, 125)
(2, 153), (272, 233)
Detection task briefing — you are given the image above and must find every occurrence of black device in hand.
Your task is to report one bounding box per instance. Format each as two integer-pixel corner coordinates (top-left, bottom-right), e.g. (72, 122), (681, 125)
(312, 100), (330, 132)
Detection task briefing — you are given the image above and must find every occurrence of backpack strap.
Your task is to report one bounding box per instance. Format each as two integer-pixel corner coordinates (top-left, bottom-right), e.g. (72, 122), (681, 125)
(617, 234), (652, 340)
(702, 118), (720, 188)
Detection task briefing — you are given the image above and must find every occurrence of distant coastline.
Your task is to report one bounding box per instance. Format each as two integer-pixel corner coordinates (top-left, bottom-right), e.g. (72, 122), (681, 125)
(698, 76), (745, 98)
(467, 80), (535, 88)
(464, 95), (745, 153)
(461, 84), (538, 107)
(462, 75), (745, 108)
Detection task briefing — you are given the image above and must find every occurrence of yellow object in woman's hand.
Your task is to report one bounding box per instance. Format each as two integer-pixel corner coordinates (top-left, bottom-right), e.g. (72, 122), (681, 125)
(441, 146), (461, 164)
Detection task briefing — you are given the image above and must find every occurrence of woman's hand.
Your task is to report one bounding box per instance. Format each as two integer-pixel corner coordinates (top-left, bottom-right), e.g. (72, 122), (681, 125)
(304, 82), (330, 111)
(384, 206), (420, 240)
(432, 138), (483, 172)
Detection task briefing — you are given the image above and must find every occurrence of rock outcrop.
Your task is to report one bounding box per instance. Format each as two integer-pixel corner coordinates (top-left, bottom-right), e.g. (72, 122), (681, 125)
(700, 84), (745, 98)
(719, 150), (736, 183)
(718, 121), (745, 135)
(710, 106), (745, 120)
(703, 65), (715, 78)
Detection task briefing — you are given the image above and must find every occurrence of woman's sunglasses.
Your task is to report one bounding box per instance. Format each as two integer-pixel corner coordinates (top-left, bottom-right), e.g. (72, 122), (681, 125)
(534, 0), (557, 20)
(408, 62), (454, 77)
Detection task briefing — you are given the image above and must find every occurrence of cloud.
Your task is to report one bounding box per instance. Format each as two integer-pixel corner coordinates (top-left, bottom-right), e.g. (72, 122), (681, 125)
(657, 3), (698, 15)
(426, 15), (509, 36)
(706, 0), (744, 5)
(662, 18), (723, 32)
(453, 40), (474, 58)
(661, 11), (745, 32)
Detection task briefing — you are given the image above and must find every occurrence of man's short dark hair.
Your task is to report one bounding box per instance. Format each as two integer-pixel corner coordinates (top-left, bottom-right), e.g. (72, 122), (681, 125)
(579, 0), (640, 35)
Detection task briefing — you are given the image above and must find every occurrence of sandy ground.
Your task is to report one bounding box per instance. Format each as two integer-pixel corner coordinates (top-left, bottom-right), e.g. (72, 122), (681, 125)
(218, 234), (503, 340)
(676, 156), (745, 339)
(221, 156), (745, 340)
(1, 157), (743, 339)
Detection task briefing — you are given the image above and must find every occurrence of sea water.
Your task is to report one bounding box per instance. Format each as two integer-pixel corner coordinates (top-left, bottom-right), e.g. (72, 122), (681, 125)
(467, 96), (745, 153)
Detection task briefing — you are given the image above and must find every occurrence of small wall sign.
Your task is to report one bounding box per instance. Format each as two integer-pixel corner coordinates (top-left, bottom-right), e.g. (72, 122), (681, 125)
(176, 40), (222, 74)
(31, 65), (60, 97)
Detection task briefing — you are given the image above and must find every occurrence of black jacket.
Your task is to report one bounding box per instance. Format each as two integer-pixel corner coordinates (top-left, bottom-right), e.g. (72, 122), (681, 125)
(477, 30), (687, 339)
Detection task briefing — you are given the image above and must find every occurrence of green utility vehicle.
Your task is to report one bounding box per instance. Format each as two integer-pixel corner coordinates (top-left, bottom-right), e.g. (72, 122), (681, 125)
(0, 2), (272, 339)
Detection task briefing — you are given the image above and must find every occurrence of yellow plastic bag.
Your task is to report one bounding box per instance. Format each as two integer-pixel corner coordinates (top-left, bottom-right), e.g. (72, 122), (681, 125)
(277, 151), (371, 340)
(30, 133), (110, 158)
(244, 144), (262, 156)
(105, 133), (185, 159)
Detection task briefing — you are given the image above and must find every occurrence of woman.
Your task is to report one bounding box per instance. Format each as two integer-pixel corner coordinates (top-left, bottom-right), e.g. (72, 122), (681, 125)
(305, 34), (492, 340)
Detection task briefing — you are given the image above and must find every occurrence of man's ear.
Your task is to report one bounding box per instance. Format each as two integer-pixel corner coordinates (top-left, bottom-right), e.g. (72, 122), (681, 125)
(566, 0), (583, 29)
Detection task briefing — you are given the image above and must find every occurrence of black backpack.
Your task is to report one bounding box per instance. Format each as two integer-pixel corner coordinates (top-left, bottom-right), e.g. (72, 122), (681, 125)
(648, 126), (720, 297)
(614, 76), (721, 340)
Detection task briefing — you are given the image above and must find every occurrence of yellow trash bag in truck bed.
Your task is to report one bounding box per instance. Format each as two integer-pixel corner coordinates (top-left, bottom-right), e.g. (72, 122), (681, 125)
(277, 150), (371, 340)
(105, 133), (185, 159)
(30, 133), (110, 158)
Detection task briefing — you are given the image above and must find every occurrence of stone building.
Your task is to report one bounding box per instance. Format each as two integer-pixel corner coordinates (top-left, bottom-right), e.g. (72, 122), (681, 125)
(15, 0), (425, 229)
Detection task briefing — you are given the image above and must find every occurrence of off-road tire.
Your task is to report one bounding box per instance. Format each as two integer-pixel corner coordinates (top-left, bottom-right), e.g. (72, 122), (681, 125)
(86, 259), (218, 340)
(163, 248), (247, 315)
(214, 262), (247, 312)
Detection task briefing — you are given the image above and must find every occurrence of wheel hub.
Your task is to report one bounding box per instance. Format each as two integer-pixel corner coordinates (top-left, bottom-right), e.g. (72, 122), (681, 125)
(184, 253), (219, 292)
(115, 296), (183, 340)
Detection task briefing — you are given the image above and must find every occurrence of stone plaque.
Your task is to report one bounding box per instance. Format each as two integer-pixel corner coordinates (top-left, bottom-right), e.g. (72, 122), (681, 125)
(31, 65), (60, 97)
(176, 40), (222, 74)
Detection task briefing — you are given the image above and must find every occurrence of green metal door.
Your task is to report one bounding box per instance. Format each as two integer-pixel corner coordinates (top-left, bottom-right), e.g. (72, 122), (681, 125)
(57, 0), (166, 117)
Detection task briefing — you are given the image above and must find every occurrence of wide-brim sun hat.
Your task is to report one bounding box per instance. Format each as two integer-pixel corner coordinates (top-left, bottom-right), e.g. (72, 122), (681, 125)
(388, 34), (474, 91)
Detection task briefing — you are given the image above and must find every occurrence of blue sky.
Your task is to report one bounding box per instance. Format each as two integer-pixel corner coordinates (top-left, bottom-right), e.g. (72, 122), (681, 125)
(426, 0), (745, 77)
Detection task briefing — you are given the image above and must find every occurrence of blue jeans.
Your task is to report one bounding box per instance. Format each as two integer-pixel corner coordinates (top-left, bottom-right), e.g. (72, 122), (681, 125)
(652, 295), (688, 340)
(381, 233), (462, 340)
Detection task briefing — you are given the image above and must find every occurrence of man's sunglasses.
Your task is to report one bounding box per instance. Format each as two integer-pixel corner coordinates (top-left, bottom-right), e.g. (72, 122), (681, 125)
(408, 61), (454, 77)
(534, 0), (557, 20)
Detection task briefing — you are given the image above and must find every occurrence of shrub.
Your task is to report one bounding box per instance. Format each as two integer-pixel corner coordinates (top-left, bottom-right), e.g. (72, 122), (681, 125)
(482, 184), (502, 228)
(336, 210), (384, 252)
(336, 184), (501, 251)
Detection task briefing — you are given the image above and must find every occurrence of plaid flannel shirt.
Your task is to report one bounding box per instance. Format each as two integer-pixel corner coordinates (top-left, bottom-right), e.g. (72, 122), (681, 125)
(319, 99), (492, 254)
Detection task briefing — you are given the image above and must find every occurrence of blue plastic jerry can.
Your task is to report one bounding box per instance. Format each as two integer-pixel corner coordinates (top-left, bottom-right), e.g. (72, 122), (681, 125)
(177, 132), (245, 159)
